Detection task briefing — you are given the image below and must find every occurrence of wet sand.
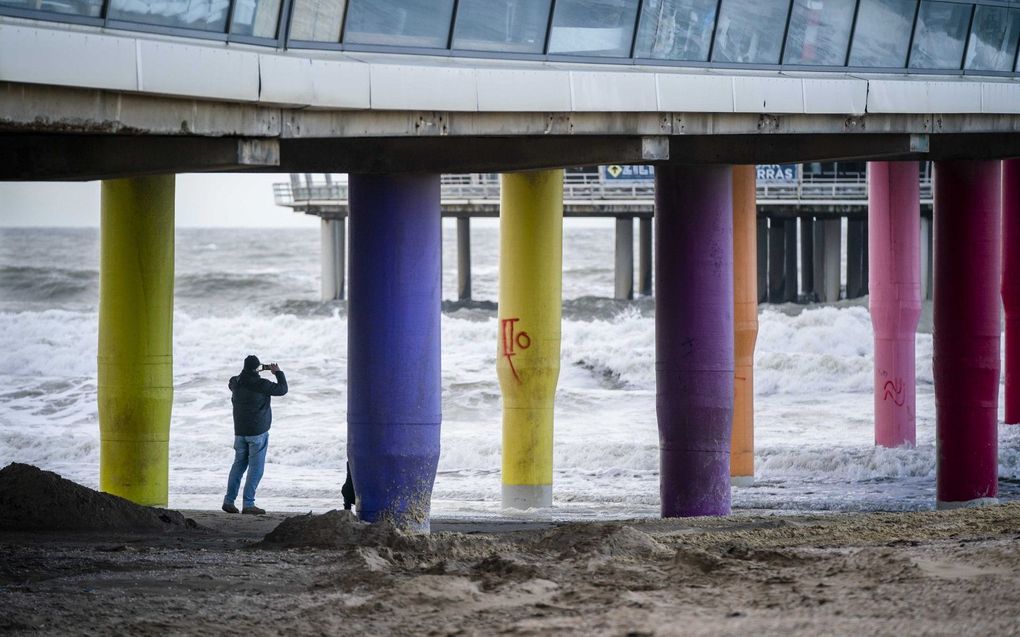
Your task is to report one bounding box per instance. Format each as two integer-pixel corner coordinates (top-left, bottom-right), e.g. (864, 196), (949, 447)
(3, 504), (1020, 636)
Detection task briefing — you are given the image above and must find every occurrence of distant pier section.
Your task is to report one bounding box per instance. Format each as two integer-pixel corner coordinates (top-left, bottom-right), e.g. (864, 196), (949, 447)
(274, 163), (935, 304)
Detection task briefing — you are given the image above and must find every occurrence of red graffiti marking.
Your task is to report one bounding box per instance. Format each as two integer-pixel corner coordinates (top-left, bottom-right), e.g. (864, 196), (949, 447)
(883, 377), (905, 406)
(501, 318), (531, 383)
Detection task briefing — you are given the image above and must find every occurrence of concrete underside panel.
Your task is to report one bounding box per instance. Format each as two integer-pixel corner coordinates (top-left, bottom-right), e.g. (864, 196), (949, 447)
(5, 79), (1020, 178)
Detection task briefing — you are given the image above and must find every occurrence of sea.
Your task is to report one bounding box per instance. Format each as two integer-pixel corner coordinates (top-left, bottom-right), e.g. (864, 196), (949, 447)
(2, 223), (1018, 519)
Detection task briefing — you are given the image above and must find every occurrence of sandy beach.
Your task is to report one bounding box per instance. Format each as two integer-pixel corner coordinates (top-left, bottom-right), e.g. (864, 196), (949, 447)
(3, 466), (1020, 636)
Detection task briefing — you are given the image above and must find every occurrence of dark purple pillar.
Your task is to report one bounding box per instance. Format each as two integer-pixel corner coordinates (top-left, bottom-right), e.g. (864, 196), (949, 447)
(933, 161), (1001, 509)
(1004, 159), (1020, 425)
(348, 174), (442, 531)
(655, 165), (734, 517)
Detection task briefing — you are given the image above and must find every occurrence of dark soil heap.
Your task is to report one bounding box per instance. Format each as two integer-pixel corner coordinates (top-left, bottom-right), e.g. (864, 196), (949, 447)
(0, 463), (197, 532)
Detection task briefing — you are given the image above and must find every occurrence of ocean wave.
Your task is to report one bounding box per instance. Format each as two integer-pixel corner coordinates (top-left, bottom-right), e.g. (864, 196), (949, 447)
(0, 265), (97, 304)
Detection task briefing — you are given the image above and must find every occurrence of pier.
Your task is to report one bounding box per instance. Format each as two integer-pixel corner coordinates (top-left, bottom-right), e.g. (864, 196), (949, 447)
(275, 164), (936, 305)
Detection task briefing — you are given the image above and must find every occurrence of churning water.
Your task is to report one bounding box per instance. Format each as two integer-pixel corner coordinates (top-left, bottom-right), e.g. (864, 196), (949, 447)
(1, 224), (1018, 518)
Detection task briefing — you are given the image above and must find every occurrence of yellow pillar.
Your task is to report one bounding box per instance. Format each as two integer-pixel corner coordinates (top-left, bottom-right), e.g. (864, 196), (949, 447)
(732, 165), (759, 485)
(498, 170), (563, 509)
(98, 175), (175, 506)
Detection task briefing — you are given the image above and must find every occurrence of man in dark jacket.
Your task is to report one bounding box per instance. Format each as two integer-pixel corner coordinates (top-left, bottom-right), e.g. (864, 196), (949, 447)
(222, 354), (288, 515)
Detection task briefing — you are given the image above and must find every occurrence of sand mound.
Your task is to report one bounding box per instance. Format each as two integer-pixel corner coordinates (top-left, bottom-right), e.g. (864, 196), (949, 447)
(258, 510), (428, 550)
(535, 523), (669, 560)
(0, 463), (197, 533)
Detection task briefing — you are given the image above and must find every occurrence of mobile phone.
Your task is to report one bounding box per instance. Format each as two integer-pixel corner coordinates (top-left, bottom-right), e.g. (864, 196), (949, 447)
(259, 364), (273, 372)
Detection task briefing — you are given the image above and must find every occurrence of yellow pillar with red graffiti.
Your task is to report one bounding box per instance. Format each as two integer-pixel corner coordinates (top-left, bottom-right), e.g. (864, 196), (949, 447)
(498, 169), (563, 509)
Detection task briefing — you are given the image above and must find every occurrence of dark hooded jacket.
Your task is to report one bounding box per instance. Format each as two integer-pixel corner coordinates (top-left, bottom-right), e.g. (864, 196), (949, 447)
(228, 368), (288, 436)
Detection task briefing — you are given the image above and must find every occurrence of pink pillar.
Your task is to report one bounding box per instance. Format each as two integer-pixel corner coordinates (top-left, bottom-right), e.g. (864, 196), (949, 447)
(1004, 159), (1020, 425)
(934, 160), (1002, 509)
(868, 162), (921, 447)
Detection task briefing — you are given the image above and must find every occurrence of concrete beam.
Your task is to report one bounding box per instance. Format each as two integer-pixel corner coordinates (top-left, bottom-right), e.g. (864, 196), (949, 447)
(277, 136), (667, 175)
(665, 133), (932, 166)
(0, 135), (279, 180)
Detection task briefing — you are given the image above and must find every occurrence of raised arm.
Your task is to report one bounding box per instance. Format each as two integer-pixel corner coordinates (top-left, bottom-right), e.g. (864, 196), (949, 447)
(259, 366), (288, 396)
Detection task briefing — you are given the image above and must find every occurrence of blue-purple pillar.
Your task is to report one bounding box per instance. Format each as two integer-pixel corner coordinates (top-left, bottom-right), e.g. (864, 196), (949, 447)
(655, 165), (735, 517)
(347, 174), (441, 532)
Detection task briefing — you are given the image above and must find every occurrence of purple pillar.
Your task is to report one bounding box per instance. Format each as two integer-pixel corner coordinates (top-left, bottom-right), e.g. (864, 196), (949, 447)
(933, 161), (1001, 509)
(655, 165), (734, 517)
(347, 174), (442, 531)
(868, 161), (921, 447)
(1004, 159), (1020, 425)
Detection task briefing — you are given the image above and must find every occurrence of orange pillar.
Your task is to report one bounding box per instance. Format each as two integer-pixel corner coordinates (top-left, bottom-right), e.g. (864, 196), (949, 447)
(732, 165), (758, 484)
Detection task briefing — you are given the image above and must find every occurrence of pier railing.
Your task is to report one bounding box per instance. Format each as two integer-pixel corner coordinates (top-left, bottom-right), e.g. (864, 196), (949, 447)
(273, 173), (935, 210)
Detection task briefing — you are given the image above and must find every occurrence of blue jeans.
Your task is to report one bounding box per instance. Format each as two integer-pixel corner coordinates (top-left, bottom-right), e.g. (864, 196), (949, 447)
(224, 432), (269, 508)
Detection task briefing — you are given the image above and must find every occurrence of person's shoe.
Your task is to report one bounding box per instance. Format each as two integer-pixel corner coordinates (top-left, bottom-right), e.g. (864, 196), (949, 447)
(242, 506), (266, 515)
(222, 503), (239, 514)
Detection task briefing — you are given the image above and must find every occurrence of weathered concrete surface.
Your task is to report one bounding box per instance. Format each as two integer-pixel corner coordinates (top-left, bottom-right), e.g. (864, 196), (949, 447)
(4, 80), (1020, 178)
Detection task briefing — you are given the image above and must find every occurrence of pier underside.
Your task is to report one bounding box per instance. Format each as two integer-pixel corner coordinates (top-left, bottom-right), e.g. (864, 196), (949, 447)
(4, 82), (1020, 180)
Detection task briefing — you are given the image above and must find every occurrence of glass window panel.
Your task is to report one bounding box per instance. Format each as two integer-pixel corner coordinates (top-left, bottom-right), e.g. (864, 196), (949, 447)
(965, 6), (1020, 72)
(633, 0), (718, 61)
(231, 0), (281, 37)
(108, 0), (230, 31)
(711, 0), (789, 64)
(848, 0), (915, 67)
(288, 0), (343, 41)
(783, 0), (856, 65)
(547, 0), (640, 57)
(909, 1), (970, 69)
(343, 0), (455, 48)
(451, 0), (551, 53)
(0, 0), (102, 17)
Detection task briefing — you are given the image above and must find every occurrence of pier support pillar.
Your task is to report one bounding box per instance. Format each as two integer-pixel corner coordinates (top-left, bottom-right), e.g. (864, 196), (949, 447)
(934, 160), (1001, 509)
(320, 217), (345, 301)
(615, 217), (634, 300)
(639, 217), (653, 296)
(812, 218), (824, 301)
(813, 219), (842, 302)
(348, 174), (442, 531)
(847, 218), (869, 298)
(98, 175), (175, 506)
(920, 216), (933, 301)
(756, 218), (768, 303)
(499, 170), (563, 509)
(457, 217), (472, 302)
(784, 219), (798, 302)
(868, 161), (921, 448)
(1004, 159), (1020, 424)
(656, 165), (734, 517)
(731, 166), (758, 485)
(767, 219), (786, 303)
(800, 217), (814, 300)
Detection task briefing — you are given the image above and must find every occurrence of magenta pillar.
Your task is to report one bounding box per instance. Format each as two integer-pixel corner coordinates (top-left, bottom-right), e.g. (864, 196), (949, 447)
(655, 165), (734, 517)
(1004, 159), (1020, 425)
(934, 160), (1001, 509)
(868, 162), (921, 447)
